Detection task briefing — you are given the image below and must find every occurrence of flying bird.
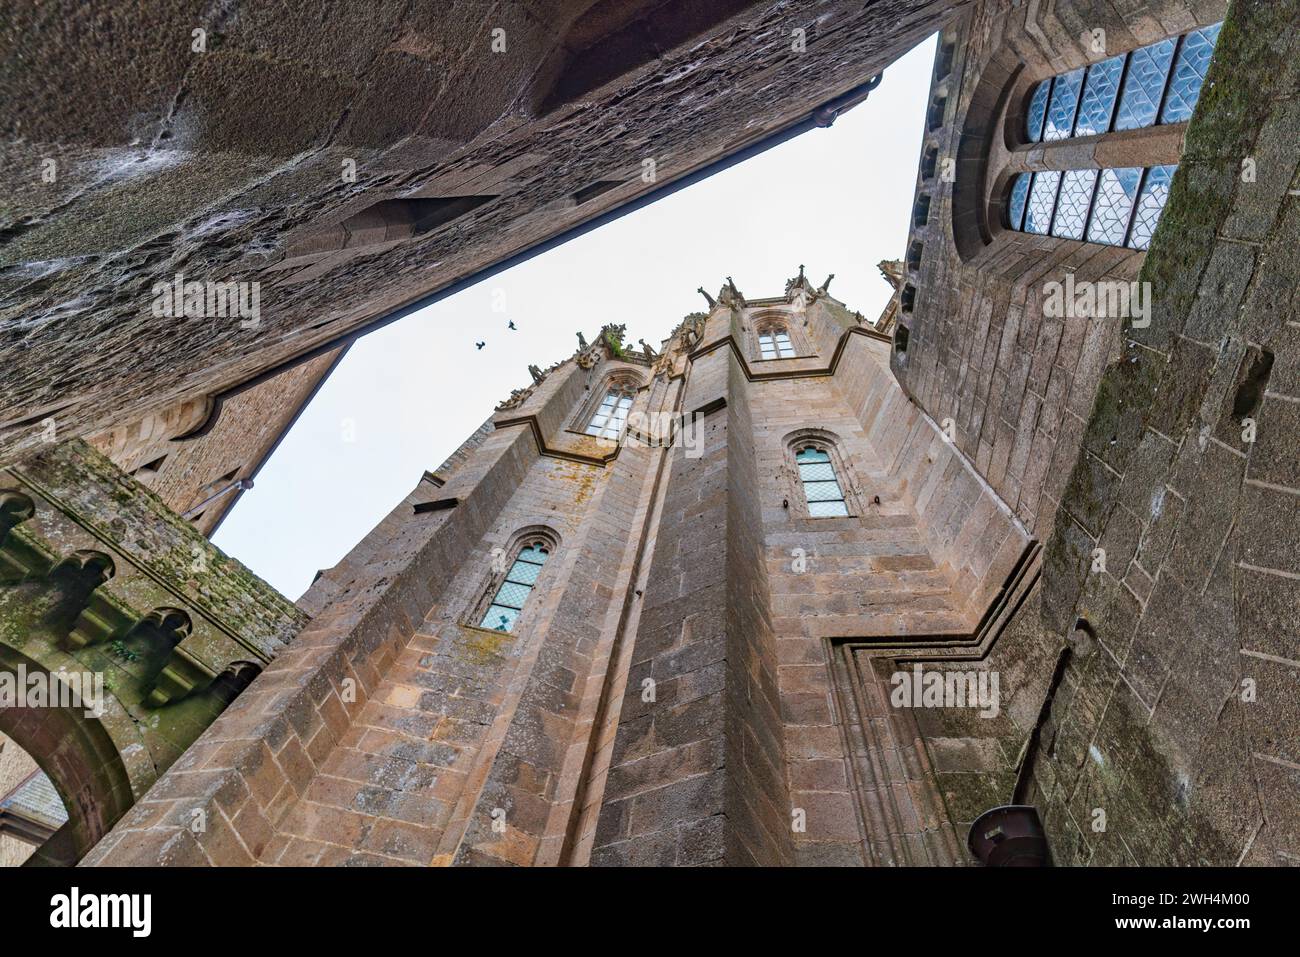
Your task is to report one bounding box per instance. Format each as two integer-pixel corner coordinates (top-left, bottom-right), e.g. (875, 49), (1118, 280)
(475, 341), (486, 350)
(507, 321), (517, 330)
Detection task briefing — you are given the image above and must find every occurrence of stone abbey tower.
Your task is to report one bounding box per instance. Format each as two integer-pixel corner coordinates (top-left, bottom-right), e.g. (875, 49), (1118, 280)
(2, 0), (1297, 867)
(81, 271), (1043, 866)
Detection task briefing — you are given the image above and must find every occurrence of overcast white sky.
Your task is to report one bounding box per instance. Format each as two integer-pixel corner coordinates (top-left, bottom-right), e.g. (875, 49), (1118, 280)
(214, 33), (937, 599)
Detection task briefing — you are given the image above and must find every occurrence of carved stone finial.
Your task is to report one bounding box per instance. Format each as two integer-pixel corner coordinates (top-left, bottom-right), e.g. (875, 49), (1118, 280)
(638, 338), (658, 359)
(496, 386), (534, 412)
(528, 364), (544, 383)
(576, 331), (588, 350)
(820, 273), (835, 294)
(720, 276), (745, 307)
(697, 286), (716, 308)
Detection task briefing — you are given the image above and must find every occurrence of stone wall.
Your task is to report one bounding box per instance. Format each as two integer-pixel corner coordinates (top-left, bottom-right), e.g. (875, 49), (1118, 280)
(0, 0), (963, 471)
(1037, 0), (1300, 866)
(0, 440), (303, 863)
(894, 0), (1228, 538)
(86, 349), (342, 536)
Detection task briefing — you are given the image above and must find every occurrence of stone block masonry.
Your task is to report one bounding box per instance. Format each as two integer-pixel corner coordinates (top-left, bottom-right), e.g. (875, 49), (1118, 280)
(0, 440), (303, 863)
(0, 0), (963, 472)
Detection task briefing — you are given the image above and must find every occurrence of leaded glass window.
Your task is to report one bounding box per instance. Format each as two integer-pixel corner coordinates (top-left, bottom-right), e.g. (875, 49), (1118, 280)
(1006, 165), (1173, 250)
(585, 388), (634, 438)
(1025, 79), (1051, 142)
(1023, 24), (1220, 141)
(1051, 169), (1098, 240)
(1160, 23), (1221, 123)
(796, 447), (849, 517)
(758, 326), (796, 359)
(1007, 172), (1032, 231)
(1127, 165), (1175, 250)
(1086, 167), (1142, 245)
(1024, 171), (1060, 235)
(1042, 68), (1084, 141)
(1073, 55), (1124, 137)
(1114, 37), (1176, 130)
(480, 543), (550, 632)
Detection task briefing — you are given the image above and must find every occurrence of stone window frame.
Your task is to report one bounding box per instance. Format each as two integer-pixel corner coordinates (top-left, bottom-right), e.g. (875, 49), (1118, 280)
(945, 15), (1217, 264)
(749, 311), (811, 363)
(568, 369), (645, 439)
(465, 526), (561, 635)
(982, 22), (1221, 254)
(782, 430), (862, 520)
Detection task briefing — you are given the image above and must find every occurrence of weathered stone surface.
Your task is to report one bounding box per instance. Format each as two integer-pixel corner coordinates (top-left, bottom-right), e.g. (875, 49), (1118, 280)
(0, 439), (302, 863)
(0, 0), (959, 469)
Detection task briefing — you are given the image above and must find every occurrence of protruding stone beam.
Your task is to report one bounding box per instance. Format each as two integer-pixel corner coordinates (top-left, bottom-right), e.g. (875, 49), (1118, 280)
(0, 524), (56, 582)
(146, 646), (217, 707)
(145, 616), (260, 707)
(64, 585), (138, 651)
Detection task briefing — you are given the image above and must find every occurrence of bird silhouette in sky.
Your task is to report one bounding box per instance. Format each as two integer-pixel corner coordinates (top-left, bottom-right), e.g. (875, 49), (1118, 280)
(508, 321), (517, 330)
(475, 341), (486, 350)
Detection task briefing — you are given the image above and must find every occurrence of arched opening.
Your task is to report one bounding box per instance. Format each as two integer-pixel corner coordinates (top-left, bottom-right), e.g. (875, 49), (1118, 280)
(0, 732), (69, 866)
(0, 648), (136, 866)
(755, 318), (797, 360)
(470, 527), (561, 635)
(576, 370), (644, 438)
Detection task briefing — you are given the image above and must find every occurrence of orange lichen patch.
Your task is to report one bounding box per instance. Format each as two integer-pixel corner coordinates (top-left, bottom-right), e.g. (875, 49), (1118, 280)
(547, 459), (601, 507)
(455, 626), (514, 666)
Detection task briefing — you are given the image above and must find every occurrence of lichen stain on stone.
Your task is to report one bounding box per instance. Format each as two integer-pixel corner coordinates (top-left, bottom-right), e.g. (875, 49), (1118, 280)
(548, 460), (601, 508)
(456, 627), (512, 666)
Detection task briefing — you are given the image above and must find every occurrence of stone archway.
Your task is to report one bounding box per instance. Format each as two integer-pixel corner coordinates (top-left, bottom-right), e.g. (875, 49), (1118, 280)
(0, 647), (139, 866)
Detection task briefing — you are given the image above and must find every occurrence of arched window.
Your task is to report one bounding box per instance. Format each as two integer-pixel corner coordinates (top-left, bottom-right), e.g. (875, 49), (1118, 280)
(1005, 164), (1174, 250)
(757, 321), (796, 359)
(795, 446), (849, 517)
(479, 540), (551, 633)
(584, 386), (634, 438)
(1024, 22), (1221, 143)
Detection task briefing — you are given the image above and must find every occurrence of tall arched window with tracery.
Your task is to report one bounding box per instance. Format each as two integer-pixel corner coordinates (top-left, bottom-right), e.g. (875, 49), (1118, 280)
(756, 319), (797, 359)
(476, 535), (555, 633)
(584, 383), (635, 438)
(1004, 22), (1221, 250)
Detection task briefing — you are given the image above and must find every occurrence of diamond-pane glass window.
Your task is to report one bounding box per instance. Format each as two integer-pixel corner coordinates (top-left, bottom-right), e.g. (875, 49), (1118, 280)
(480, 543), (550, 632)
(1051, 169), (1098, 240)
(1114, 37), (1176, 130)
(1024, 171), (1060, 235)
(1160, 23), (1221, 123)
(1085, 167), (1142, 245)
(1042, 68), (1084, 140)
(1074, 55), (1124, 136)
(796, 447), (848, 517)
(1025, 79), (1051, 142)
(1007, 173), (1032, 230)
(584, 389), (634, 438)
(758, 327), (796, 359)
(1127, 165), (1175, 250)
(1025, 25), (1221, 142)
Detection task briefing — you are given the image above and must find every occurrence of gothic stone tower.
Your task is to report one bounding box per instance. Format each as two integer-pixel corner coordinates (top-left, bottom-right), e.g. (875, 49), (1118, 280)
(86, 270), (1035, 867)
